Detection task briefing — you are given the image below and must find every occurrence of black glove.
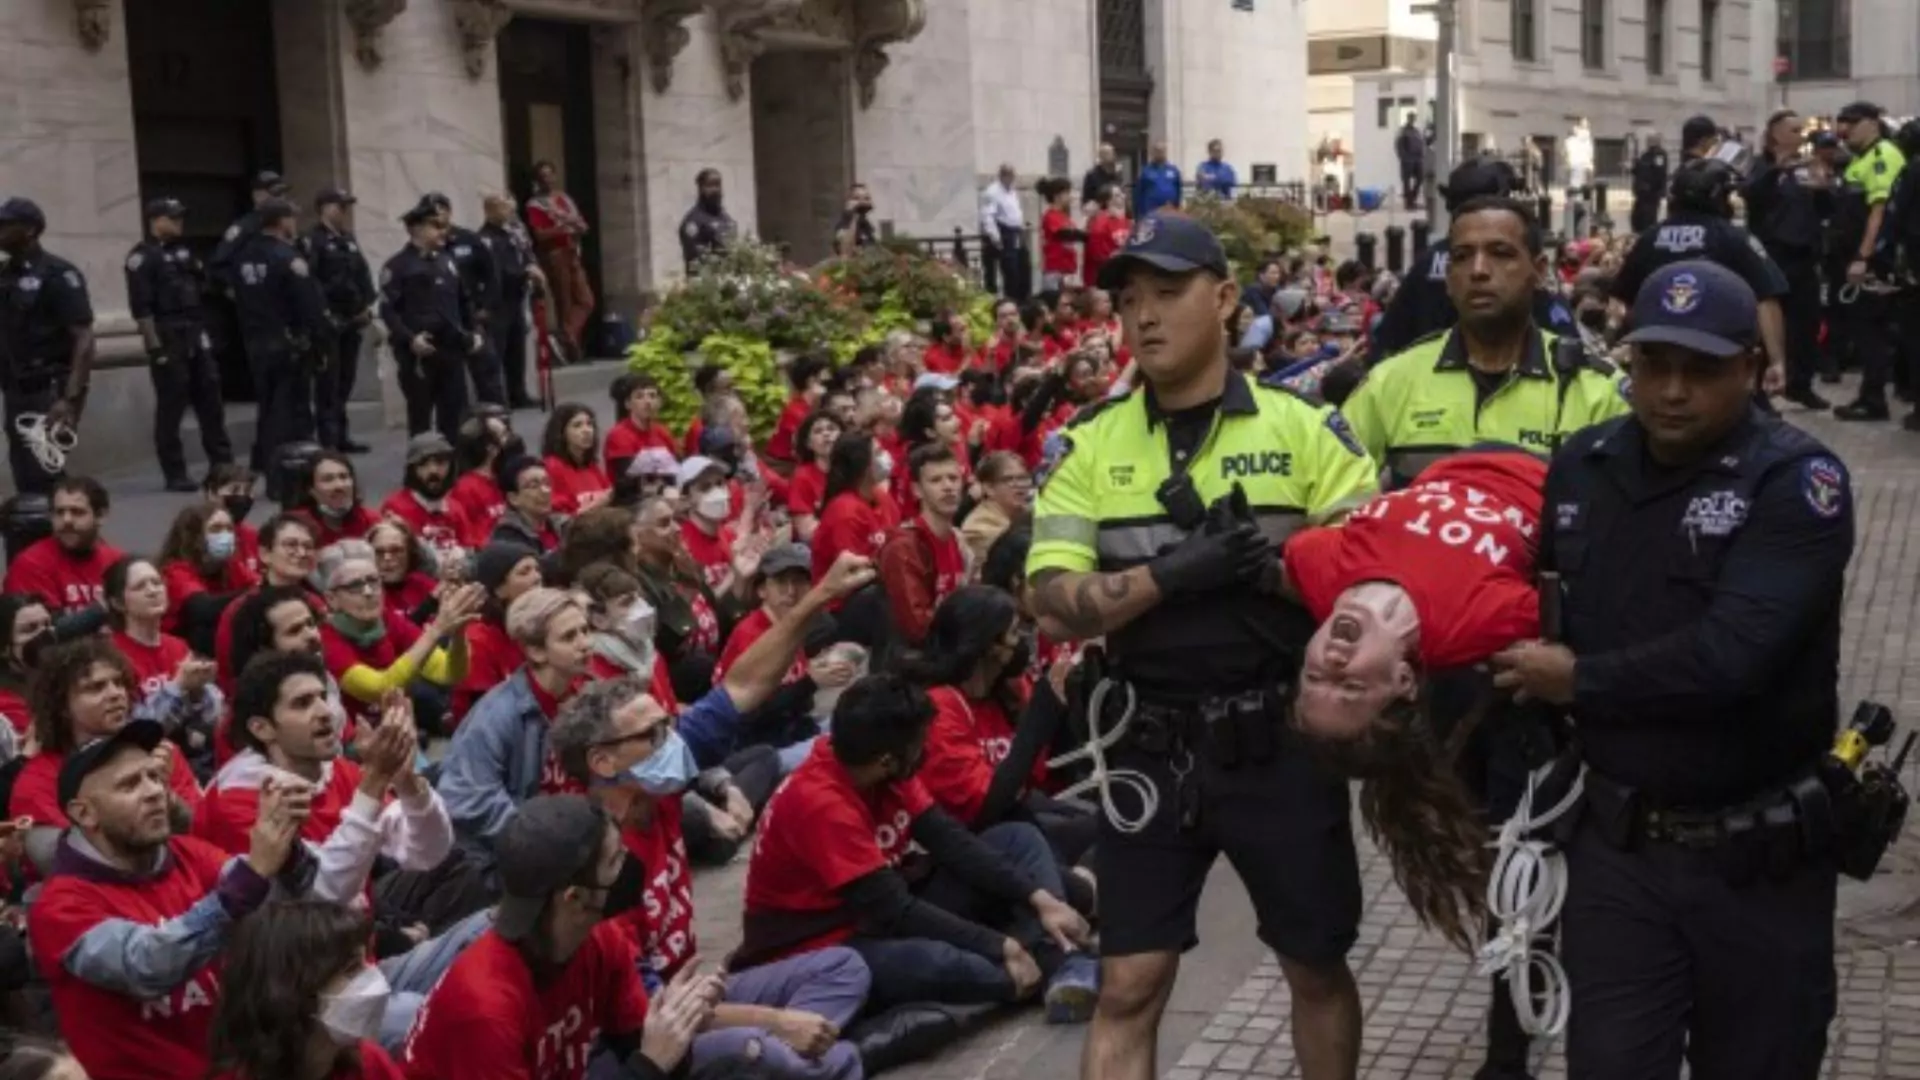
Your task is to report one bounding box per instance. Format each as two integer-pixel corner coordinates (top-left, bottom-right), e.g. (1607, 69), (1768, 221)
(1214, 484), (1282, 593)
(1148, 519), (1269, 601)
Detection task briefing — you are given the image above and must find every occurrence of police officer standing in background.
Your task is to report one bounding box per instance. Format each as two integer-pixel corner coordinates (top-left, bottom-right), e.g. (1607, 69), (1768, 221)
(681, 168), (737, 272)
(480, 192), (543, 410)
(1744, 109), (1834, 411)
(0, 198), (95, 495)
(1028, 212), (1381, 1080)
(1368, 160), (1574, 363)
(231, 197), (331, 492)
(209, 170), (290, 290)
(1495, 260), (1852, 1080)
(1611, 158), (1791, 395)
(425, 192), (506, 408)
(303, 187), (376, 454)
(1830, 100), (1909, 423)
(126, 197), (233, 491)
(1629, 134), (1669, 233)
(382, 201), (481, 440)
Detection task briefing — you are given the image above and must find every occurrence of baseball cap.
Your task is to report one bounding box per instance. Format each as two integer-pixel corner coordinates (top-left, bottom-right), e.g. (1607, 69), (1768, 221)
(493, 795), (611, 942)
(252, 170), (290, 195)
(1837, 101), (1883, 123)
(755, 542), (812, 582)
(405, 432), (454, 465)
(315, 187), (357, 210)
(144, 197), (186, 221)
(58, 719), (165, 809)
(1096, 212), (1231, 291)
(675, 455), (726, 489)
(626, 447), (679, 480)
(0, 197), (46, 230)
(1620, 260), (1758, 359)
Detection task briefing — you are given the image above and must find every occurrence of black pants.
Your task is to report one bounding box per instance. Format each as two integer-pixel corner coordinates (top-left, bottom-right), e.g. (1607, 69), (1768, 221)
(246, 343), (316, 477)
(1848, 287), (1898, 407)
(1822, 257), (1854, 374)
(1401, 164), (1423, 209)
(491, 296), (532, 405)
(1562, 817), (1836, 1080)
(465, 322), (507, 408)
(150, 329), (232, 482)
(1774, 256), (1824, 396)
(396, 347), (470, 440)
(1, 378), (64, 496)
(315, 324), (363, 449)
(994, 226), (1031, 301)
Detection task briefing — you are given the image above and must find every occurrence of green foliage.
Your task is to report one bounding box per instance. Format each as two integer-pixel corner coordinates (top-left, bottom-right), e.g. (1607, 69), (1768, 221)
(696, 333), (786, 437)
(1181, 193), (1316, 278)
(964, 292), (998, 343)
(655, 238), (861, 351)
(625, 329), (700, 433)
(821, 247), (974, 320)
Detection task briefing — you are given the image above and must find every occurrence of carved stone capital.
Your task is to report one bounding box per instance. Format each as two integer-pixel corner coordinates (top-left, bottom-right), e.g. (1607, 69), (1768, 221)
(344, 0), (409, 69)
(852, 0), (924, 109)
(75, 0), (111, 51)
(641, 0), (704, 93)
(452, 0), (515, 78)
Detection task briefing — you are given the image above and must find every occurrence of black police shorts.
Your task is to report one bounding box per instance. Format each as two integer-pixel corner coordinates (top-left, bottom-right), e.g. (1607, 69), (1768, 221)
(1093, 725), (1361, 965)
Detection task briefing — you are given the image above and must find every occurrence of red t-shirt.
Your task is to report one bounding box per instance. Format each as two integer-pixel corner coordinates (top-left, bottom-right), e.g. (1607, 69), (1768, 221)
(921, 685), (1046, 824)
(678, 519), (736, 593)
(712, 607), (806, 685)
(744, 738), (935, 957)
(212, 1042), (406, 1080)
(1283, 451), (1545, 669)
(448, 473), (507, 548)
(193, 754), (366, 856)
(615, 797), (699, 980)
(1083, 211), (1130, 286)
(381, 490), (476, 559)
(603, 417), (678, 468)
(0, 687), (27, 737)
(234, 523), (262, 581)
(922, 341), (971, 375)
(385, 572), (437, 626)
(294, 506), (381, 549)
(544, 455), (612, 516)
(30, 835), (232, 1080)
(1040, 208), (1079, 276)
(766, 396), (812, 463)
(110, 629), (189, 704)
(2, 537), (123, 614)
(161, 558), (257, 637)
(452, 619), (522, 726)
(787, 461), (828, 518)
(683, 584), (721, 655)
(812, 492), (888, 583)
(320, 611), (426, 731)
(531, 674), (587, 796)
(680, 418), (706, 459)
(11, 748), (203, 826)
(403, 923), (649, 1080)
(585, 652), (681, 714)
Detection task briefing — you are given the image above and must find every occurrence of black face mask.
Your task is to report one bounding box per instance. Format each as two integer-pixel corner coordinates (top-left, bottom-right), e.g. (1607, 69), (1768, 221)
(599, 852), (647, 921)
(222, 494), (255, 525)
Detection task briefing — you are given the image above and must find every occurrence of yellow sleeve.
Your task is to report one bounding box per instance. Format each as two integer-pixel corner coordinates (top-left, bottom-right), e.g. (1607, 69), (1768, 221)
(1854, 145), (1904, 205)
(1577, 367), (1635, 429)
(1027, 428), (1100, 576)
(1302, 406), (1382, 523)
(1338, 367), (1394, 465)
(338, 654), (422, 704)
(420, 644), (467, 688)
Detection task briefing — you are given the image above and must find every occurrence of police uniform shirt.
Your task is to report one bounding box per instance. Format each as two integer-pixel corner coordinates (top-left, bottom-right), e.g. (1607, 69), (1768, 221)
(0, 252), (93, 371)
(1741, 154), (1824, 258)
(1344, 327), (1630, 487)
(444, 225), (500, 317)
(1368, 245), (1573, 362)
(208, 210), (263, 286)
(1612, 211), (1791, 306)
(231, 237), (330, 348)
(124, 239), (206, 326)
(1840, 137), (1908, 265)
(680, 205), (737, 269)
(1027, 369), (1379, 693)
(1542, 410), (1852, 807)
(1632, 147), (1670, 199)
(380, 246), (470, 348)
(302, 225), (375, 319)
(479, 220), (535, 300)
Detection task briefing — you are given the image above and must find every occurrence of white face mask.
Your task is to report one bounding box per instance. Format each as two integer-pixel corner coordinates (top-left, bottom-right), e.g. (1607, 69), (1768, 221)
(873, 450), (895, 482)
(318, 965), (392, 1047)
(694, 487), (731, 522)
(622, 597), (658, 646)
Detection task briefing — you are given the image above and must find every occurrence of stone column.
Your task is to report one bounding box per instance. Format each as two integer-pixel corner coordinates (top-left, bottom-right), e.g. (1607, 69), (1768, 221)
(274, 0), (351, 194)
(634, 11), (758, 284)
(850, 0), (980, 240)
(588, 23), (654, 317)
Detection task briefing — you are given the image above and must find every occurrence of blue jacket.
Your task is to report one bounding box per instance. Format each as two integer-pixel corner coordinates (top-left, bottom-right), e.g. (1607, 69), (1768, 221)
(1136, 163), (1183, 216)
(1196, 160), (1237, 198)
(436, 668), (742, 873)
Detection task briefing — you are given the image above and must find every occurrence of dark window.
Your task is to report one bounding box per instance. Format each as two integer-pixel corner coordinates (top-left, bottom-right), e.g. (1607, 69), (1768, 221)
(1581, 0), (1608, 69)
(1701, 0), (1719, 80)
(1781, 0), (1851, 80)
(1595, 137), (1629, 177)
(1511, 0), (1538, 62)
(1646, 0), (1667, 75)
(1097, 0), (1147, 76)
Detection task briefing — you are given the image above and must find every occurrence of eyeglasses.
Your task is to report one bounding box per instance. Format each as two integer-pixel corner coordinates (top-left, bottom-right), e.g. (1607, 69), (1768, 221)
(276, 540), (316, 554)
(331, 576), (381, 596)
(594, 717), (673, 752)
(519, 477), (553, 492)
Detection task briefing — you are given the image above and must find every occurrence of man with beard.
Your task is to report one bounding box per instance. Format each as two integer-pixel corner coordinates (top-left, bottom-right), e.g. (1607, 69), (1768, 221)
(680, 168), (737, 272)
(29, 716), (315, 1080)
(381, 433), (476, 561)
(3, 475), (123, 613)
(877, 444), (970, 647)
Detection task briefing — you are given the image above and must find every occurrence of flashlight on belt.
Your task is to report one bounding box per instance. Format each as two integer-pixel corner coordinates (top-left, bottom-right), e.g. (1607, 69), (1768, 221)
(1831, 701), (1896, 771)
(1822, 700), (1915, 881)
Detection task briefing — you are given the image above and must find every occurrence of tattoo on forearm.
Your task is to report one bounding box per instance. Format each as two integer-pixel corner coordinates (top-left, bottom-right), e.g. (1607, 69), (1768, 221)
(1034, 570), (1133, 638)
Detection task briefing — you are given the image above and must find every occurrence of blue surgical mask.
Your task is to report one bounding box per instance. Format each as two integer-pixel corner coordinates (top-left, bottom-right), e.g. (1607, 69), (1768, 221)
(629, 728), (700, 796)
(205, 531), (236, 561)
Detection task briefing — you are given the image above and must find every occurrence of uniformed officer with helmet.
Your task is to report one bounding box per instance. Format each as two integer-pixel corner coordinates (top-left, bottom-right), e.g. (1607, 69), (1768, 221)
(1495, 259), (1852, 1080)
(126, 197), (234, 491)
(0, 197), (95, 495)
(1027, 212), (1380, 1080)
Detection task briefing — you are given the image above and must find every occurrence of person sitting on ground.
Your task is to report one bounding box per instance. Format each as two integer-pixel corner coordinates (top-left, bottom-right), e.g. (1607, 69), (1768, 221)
(400, 794), (723, 1080)
(379, 433), (475, 562)
(876, 444), (971, 647)
(2, 476), (123, 616)
(313, 540), (480, 738)
(713, 543), (857, 775)
(290, 454), (380, 548)
(677, 454), (758, 595)
(203, 464), (263, 579)
(767, 353), (831, 465)
(0, 595), (50, 743)
(103, 557), (221, 782)
(447, 410), (517, 547)
(28, 716), (316, 1080)
(213, 514), (322, 691)
(214, 586), (348, 766)
(541, 402), (613, 517)
(551, 679), (872, 1080)
(739, 674), (1099, 1023)
(812, 433), (899, 587)
(604, 372), (679, 481)
(786, 410), (843, 543)
(448, 541), (544, 726)
(960, 452), (1031, 567)
(633, 493), (738, 696)
(156, 502), (258, 644)
(206, 899), (409, 1080)
(490, 455), (562, 553)
(367, 520), (438, 630)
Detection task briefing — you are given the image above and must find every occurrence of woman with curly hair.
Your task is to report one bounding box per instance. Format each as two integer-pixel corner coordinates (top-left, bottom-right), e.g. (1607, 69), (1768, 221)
(206, 900), (404, 1079)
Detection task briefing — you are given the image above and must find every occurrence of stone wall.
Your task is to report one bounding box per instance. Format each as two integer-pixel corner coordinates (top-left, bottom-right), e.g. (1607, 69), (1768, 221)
(751, 52), (852, 265)
(968, 0), (1098, 181)
(1151, 0), (1314, 186)
(635, 12), (758, 284)
(851, 0), (981, 242)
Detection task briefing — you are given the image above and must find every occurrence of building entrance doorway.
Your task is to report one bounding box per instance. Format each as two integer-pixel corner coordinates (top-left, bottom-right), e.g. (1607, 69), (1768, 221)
(498, 18), (603, 335)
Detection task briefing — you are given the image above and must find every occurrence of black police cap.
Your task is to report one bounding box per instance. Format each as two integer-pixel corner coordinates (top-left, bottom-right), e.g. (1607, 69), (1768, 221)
(252, 170), (290, 195)
(1668, 157), (1737, 215)
(314, 187), (357, 210)
(1838, 101), (1883, 123)
(1095, 212), (1230, 291)
(422, 192), (452, 212)
(1441, 158), (1514, 211)
(401, 201), (440, 227)
(256, 197), (299, 228)
(144, 197), (186, 221)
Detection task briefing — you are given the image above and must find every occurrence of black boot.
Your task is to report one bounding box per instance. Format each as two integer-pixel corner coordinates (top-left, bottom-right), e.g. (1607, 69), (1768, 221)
(847, 1003), (970, 1075)
(1476, 973), (1537, 1080)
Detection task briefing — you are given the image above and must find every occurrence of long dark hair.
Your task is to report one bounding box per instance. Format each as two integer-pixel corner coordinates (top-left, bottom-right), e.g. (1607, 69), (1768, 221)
(207, 900), (373, 1080)
(896, 586), (1023, 712)
(294, 452), (358, 515)
(898, 388), (948, 450)
(542, 402), (600, 467)
(157, 501), (225, 577)
(0, 594), (50, 679)
(820, 431), (876, 511)
(102, 555), (158, 631)
(794, 410), (842, 467)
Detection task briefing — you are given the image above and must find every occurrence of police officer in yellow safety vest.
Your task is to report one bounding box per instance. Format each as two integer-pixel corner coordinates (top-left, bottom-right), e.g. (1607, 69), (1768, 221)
(1342, 195), (1631, 491)
(1831, 100), (1909, 422)
(1026, 211), (1379, 1080)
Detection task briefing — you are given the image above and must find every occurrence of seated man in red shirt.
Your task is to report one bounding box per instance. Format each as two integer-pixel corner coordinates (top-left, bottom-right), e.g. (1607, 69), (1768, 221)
(877, 444), (970, 647)
(766, 354), (829, 464)
(381, 433), (476, 562)
(29, 717), (316, 1080)
(740, 674), (1098, 1024)
(402, 794), (722, 1080)
(3, 475), (124, 614)
(604, 372), (680, 480)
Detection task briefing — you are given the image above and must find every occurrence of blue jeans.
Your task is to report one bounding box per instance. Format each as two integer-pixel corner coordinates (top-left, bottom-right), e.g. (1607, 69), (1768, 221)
(377, 906), (496, 1050)
(847, 821), (1067, 1010)
(691, 947), (871, 1079)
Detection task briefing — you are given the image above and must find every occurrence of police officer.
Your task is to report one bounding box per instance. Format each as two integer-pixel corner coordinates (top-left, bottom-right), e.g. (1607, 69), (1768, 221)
(1743, 109), (1833, 411)
(479, 191), (543, 409)
(1368, 159), (1573, 363)
(680, 167), (736, 272)
(382, 201), (481, 441)
(302, 187), (376, 454)
(1346, 196), (1628, 488)
(231, 197), (331, 488)
(126, 197), (234, 491)
(1629, 133), (1670, 233)
(1830, 100), (1909, 422)
(209, 170), (291, 291)
(424, 192), (507, 408)
(1814, 130), (1853, 383)
(0, 198), (95, 495)
(1494, 259), (1851, 1080)
(1026, 212), (1380, 1080)
(1611, 158), (1791, 394)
